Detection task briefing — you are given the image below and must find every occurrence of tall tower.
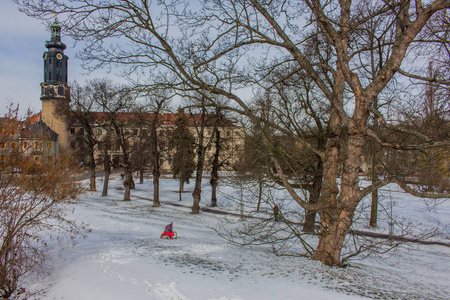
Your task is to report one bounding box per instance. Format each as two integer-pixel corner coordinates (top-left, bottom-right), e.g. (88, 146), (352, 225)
(40, 18), (71, 154)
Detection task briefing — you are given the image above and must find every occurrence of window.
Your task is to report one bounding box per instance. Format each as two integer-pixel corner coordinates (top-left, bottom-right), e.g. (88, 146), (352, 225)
(22, 142), (28, 150)
(47, 142), (52, 151)
(0, 142), (5, 149)
(11, 142), (17, 150)
(34, 141), (40, 150)
(133, 129), (138, 135)
(33, 156), (40, 162)
(97, 129), (103, 135)
(71, 128), (76, 134)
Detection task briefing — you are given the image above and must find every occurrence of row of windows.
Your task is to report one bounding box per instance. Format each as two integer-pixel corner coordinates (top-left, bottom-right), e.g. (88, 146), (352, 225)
(0, 141), (53, 151)
(46, 71), (67, 83)
(70, 128), (142, 136)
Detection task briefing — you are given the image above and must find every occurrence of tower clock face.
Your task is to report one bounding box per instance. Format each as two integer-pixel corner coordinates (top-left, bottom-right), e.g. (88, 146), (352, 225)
(56, 53), (63, 60)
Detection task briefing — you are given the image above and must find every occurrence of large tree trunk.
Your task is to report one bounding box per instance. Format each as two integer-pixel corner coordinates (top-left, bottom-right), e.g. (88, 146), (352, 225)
(311, 208), (353, 266)
(312, 133), (365, 266)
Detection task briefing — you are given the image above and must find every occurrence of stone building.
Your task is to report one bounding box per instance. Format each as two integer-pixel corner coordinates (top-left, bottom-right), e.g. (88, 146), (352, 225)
(0, 116), (58, 165)
(68, 111), (244, 171)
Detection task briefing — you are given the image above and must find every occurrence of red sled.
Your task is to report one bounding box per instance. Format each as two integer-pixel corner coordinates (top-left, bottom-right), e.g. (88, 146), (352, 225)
(160, 231), (177, 239)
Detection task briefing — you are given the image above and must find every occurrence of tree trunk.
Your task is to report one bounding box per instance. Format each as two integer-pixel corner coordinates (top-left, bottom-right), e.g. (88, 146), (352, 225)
(102, 171), (110, 196)
(369, 121), (379, 227)
(210, 126), (220, 207)
(311, 208), (353, 266)
(303, 171), (322, 233)
(192, 146), (205, 214)
(303, 155), (323, 232)
(150, 112), (161, 207)
(192, 169), (202, 214)
(123, 170), (132, 201)
(192, 107), (208, 214)
(312, 132), (365, 266)
(369, 188), (378, 227)
(89, 150), (96, 191)
(310, 106), (341, 265)
(210, 171), (218, 207)
(256, 179), (263, 212)
(179, 180), (184, 201)
(102, 143), (110, 196)
(140, 167), (144, 184)
(153, 167), (161, 207)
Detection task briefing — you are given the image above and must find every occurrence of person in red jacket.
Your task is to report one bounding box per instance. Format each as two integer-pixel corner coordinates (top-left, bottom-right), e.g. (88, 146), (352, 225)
(163, 222), (174, 239)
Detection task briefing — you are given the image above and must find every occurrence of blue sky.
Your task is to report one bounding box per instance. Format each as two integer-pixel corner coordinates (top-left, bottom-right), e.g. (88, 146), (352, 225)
(0, 0), (112, 116)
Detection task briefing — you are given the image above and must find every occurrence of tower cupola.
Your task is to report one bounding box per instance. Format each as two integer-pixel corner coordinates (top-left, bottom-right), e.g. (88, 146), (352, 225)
(42, 17), (68, 85)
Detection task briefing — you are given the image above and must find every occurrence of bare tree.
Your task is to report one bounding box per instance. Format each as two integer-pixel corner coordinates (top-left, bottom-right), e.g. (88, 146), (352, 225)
(189, 102), (216, 214)
(17, 0), (450, 266)
(70, 80), (103, 191)
(138, 92), (171, 207)
(91, 79), (136, 201)
(0, 106), (86, 298)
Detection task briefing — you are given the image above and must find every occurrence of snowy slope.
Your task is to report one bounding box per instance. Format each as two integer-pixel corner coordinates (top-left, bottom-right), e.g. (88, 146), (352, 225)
(21, 174), (450, 300)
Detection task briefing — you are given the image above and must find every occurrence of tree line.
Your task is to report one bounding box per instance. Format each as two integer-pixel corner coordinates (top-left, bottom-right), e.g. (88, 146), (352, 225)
(69, 78), (238, 213)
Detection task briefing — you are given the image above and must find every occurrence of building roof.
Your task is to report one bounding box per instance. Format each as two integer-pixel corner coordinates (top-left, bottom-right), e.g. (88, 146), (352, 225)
(2, 113), (58, 142)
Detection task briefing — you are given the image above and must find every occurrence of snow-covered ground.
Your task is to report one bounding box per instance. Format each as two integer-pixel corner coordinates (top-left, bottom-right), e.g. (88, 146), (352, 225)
(21, 173), (450, 300)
